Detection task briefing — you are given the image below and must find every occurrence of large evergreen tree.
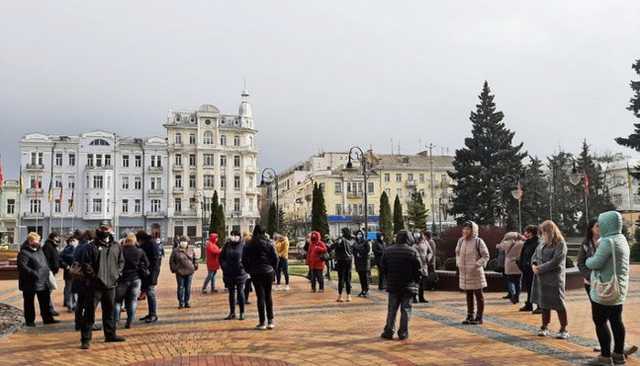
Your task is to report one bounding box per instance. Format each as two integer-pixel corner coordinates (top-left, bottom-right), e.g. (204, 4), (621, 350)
(547, 152), (581, 235)
(215, 199), (226, 242)
(615, 59), (640, 151)
(208, 191), (219, 234)
(448, 81), (526, 227)
(378, 191), (393, 240)
(520, 156), (550, 226)
(576, 140), (616, 232)
(266, 202), (278, 236)
(311, 183), (330, 237)
(406, 192), (428, 231)
(393, 195), (404, 234)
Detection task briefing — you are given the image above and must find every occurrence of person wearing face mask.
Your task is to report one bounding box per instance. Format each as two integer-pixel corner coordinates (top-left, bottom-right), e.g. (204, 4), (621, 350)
(372, 233), (387, 290)
(169, 236), (198, 309)
(577, 220), (600, 297)
(455, 221), (490, 325)
(354, 230), (371, 298)
(220, 231), (249, 320)
(306, 231), (328, 293)
(330, 227), (355, 302)
(17, 232), (59, 327)
(60, 235), (80, 312)
(42, 232), (61, 317)
(414, 231), (433, 303)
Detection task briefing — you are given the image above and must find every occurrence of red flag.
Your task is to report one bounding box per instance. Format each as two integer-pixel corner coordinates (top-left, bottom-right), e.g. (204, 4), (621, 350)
(584, 174), (590, 194)
(0, 158), (4, 191)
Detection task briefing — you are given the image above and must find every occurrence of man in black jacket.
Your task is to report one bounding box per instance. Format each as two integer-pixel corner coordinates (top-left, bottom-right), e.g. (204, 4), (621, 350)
(137, 231), (161, 323)
(42, 232), (61, 316)
(372, 233), (386, 290)
(380, 230), (421, 340)
(76, 226), (125, 349)
(518, 225), (539, 313)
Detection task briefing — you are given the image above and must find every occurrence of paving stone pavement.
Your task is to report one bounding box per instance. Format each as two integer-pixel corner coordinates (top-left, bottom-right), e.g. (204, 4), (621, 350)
(0, 261), (639, 365)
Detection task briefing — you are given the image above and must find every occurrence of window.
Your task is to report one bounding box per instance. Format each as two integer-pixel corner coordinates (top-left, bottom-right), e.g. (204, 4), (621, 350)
(150, 177), (161, 190)
(67, 199), (73, 212)
(68, 153), (76, 166)
(175, 154), (182, 167)
(220, 175), (226, 189)
(189, 154), (196, 167)
(122, 199), (129, 213)
(220, 135), (227, 146)
(233, 135), (240, 146)
(234, 198), (241, 212)
(367, 182), (374, 194)
(54, 176), (62, 188)
(367, 204), (375, 215)
(384, 173), (390, 182)
(319, 183), (325, 193)
(55, 152), (63, 166)
(122, 155), (129, 168)
(135, 155), (142, 168)
(175, 198), (182, 212)
(189, 133), (196, 145)
(419, 173), (425, 183)
(89, 139), (110, 146)
(68, 176), (75, 189)
(175, 175), (182, 188)
(85, 175), (89, 188)
(122, 176), (129, 190)
(30, 176), (42, 189)
(105, 154), (111, 167)
(95, 154), (102, 167)
(233, 155), (241, 168)
(335, 182), (342, 193)
(408, 173), (414, 182)
(53, 199), (61, 213)
(7, 199), (15, 214)
(396, 174), (402, 182)
(234, 176), (241, 190)
(220, 155), (227, 167)
(203, 131), (213, 145)
(87, 154), (94, 167)
(151, 199), (161, 213)
(134, 199), (141, 213)
(30, 152), (44, 165)
(151, 155), (161, 168)
(189, 175), (196, 189)
(175, 133), (182, 144)
(203, 154), (214, 166)
(134, 177), (142, 190)
(93, 175), (104, 189)
(92, 199), (102, 213)
(204, 175), (215, 188)
(336, 204), (343, 216)
(249, 136), (254, 147)
(30, 199), (41, 213)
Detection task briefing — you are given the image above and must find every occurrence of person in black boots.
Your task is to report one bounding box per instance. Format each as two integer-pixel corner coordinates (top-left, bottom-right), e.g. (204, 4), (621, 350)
(17, 232), (59, 327)
(42, 232), (61, 317)
(330, 228), (355, 302)
(354, 230), (371, 298)
(76, 226), (125, 349)
(372, 233), (386, 290)
(380, 230), (421, 341)
(220, 231), (249, 320)
(137, 230), (161, 323)
(242, 225), (278, 330)
(518, 225), (540, 313)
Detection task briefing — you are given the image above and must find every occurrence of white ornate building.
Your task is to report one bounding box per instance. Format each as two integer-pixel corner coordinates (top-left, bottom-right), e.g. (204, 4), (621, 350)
(164, 90), (260, 239)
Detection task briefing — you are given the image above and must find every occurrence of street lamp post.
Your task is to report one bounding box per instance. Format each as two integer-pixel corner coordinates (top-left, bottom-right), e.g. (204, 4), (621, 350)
(346, 146), (369, 239)
(511, 173), (524, 233)
(261, 168), (279, 233)
(569, 161), (589, 226)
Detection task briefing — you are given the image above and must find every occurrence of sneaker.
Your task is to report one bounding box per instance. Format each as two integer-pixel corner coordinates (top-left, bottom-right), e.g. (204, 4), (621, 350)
(398, 334), (408, 341)
(201, 288), (207, 294)
(537, 328), (550, 337)
(336, 295), (344, 302)
(345, 295), (352, 302)
(145, 315), (158, 324)
(502, 294), (511, 299)
(139, 315), (150, 321)
(556, 330), (570, 340)
(284, 285), (290, 291)
(584, 356), (613, 366)
(267, 322), (275, 329)
(462, 316), (474, 325)
(612, 353), (625, 365)
(275, 285), (281, 291)
(256, 323), (267, 330)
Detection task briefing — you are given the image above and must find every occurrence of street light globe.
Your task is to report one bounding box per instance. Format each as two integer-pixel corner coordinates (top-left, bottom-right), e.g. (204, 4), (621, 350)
(569, 171), (582, 186)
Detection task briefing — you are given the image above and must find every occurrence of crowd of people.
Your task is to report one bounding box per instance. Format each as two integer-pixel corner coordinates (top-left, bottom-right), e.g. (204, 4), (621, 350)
(14, 210), (637, 364)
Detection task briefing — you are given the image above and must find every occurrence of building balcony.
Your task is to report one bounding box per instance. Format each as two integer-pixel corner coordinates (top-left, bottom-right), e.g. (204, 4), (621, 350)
(86, 164), (113, 170)
(245, 165), (256, 174)
(172, 165), (183, 172)
(174, 210), (197, 217)
(406, 180), (416, 188)
(25, 164), (44, 171)
(347, 192), (364, 199)
(172, 186), (184, 194)
(22, 212), (44, 219)
(146, 210), (166, 218)
(26, 188), (43, 194)
(148, 166), (163, 173)
(148, 188), (164, 195)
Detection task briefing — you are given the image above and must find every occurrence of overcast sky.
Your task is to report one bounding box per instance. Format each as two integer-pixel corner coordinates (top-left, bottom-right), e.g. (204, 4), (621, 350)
(1, 1), (639, 178)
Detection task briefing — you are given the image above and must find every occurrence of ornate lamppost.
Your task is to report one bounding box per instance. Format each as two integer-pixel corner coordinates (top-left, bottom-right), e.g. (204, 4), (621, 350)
(346, 146), (369, 238)
(260, 168), (279, 232)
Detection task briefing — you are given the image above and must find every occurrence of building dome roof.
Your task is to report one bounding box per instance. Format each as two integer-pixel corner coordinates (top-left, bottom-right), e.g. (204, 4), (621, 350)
(239, 89), (252, 118)
(198, 104), (220, 114)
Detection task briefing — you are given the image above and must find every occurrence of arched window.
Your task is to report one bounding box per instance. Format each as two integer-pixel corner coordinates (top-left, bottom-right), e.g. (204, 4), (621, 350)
(89, 139), (110, 146)
(203, 131), (213, 145)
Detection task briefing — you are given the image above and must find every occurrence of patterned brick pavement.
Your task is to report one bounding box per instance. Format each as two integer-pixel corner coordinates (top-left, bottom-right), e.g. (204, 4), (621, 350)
(0, 262), (639, 365)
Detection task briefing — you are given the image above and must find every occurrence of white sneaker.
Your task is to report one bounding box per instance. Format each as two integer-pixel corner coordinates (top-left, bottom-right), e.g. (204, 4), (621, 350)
(275, 285), (281, 291)
(267, 322), (275, 329)
(284, 285), (290, 291)
(556, 330), (570, 340)
(256, 324), (267, 330)
(537, 328), (550, 337)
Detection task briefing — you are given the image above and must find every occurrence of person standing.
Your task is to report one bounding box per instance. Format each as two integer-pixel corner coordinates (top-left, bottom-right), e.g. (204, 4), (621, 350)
(577, 220), (599, 296)
(59, 236), (79, 312)
(354, 230), (371, 298)
(17, 232), (59, 327)
(137, 231), (161, 323)
(518, 225), (540, 313)
(323, 234), (334, 281)
(76, 226), (125, 349)
(41, 232), (61, 316)
(330, 228), (355, 302)
(380, 230), (421, 341)
(114, 233), (149, 329)
(242, 231), (253, 304)
(531, 220), (569, 339)
(274, 234), (290, 291)
(585, 211), (631, 366)
(202, 233), (221, 294)
(372, 233), (386, 290)
(497, 232), (524, 304)
(220, 231), (249, 320)
(414, 232), (434, 303)
(455, 221), (490, 325)
(242, 225), (278, 330)
(306, 231), (327, 292)
(169, 237), (198, 309)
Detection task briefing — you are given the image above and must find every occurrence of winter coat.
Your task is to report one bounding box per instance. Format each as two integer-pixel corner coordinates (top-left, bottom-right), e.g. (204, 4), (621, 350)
(242, 236), (278, 276)
(42, 239), (60, 275)
(353, 238), (371, 272)
(275, 237), (289, 259)
(169, 246), (197, 277)
(415, 239), (434, 276)
(372, 239), (385, 265)
(586, 211), (630, 306)
(139, 235), (161, 287)
(531, 240), (567, 310)
(206, 233), (222, 271)
(17, 241), (51, 292)
(518, 236), (539, 273)
(330, 237), (354, 262)
(496, 238), (524, 275)
(220, 240), (249, 284)
(76, 235), (125, 290)
(380, 243), (421, 294)
(121, 245), (150, 283)
(577, 237), (597, 283)
(455, 236), (490, 290)
(59, 243), (77, 281)
(306, 232), (327, 270)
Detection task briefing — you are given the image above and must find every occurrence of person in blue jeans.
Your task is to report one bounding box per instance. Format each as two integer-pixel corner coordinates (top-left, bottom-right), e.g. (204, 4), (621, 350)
(380, 230), (421, 341)
(169, 237), (198, 308)
(114, 233), (148, 328)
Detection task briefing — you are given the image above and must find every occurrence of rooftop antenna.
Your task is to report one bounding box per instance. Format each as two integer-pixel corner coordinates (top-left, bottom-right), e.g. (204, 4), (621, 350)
(397, 142), (401, 155)
(390, 138), (394, 155)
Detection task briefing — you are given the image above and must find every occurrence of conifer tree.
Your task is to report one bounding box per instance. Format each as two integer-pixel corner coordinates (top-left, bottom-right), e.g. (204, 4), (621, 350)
(576, 140), (616, 232)
(520, 156), (550, 226)
(208, 191), (219, 235)
(267, 202), (278, 236)
(378, 191), (393, 240)
(407, 193), (428, 231)
(393, 195), (404, 234)
(311, 183), (330, 237)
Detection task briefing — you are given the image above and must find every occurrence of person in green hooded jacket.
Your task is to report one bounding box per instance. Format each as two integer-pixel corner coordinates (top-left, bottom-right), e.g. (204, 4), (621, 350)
(585, 211), (630, 366)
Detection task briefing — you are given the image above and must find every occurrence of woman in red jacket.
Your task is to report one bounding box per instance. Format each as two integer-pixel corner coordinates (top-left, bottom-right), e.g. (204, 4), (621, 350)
(202, 233), (222, 293)
(307, 231), (328, 292)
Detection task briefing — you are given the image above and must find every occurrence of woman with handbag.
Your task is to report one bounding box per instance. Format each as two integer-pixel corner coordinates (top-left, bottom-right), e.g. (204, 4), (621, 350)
(306, 231), (328, 292)
(169, 236), (198, 309)
(585, 211), (630, 365)
(496, 232), (524, 304)
(114, 233), (149, 328)
(531, 220), (569, 339)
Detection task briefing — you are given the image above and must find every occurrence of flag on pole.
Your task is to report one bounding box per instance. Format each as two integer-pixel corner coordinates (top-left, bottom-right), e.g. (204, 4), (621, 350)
(47, 178), (53, 202)
(584, 174), (590, 194)
(0, 156), (4, 192)
(34, 175), (40, 199)
(59, 184), (64, 202)
(19, 166), (24, 194)
(69, 188), (74, 210)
